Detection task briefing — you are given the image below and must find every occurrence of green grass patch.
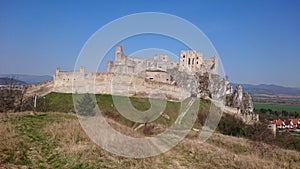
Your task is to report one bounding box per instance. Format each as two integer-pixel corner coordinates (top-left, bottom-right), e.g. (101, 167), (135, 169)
(30, 92), (215, 136)
(35, 92), (211, 128)
(37, 92), (74, 112)
(3, 113), (78, 168)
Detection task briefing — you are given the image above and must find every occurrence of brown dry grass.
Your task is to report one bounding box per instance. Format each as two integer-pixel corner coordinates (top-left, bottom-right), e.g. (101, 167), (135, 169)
(0, 113), (28, 168)
(1, 112), (300, 168)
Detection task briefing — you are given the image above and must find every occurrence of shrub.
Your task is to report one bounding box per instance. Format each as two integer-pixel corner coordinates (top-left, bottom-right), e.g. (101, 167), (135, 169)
(75, 94), (96, 116)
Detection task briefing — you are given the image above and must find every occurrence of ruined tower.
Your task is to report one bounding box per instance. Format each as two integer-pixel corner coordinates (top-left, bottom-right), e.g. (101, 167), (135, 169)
(55, 67), (60, 76)
(107, 60), (114, 72)
(179, 50), (203, 72)
(115, 45), (125, 65)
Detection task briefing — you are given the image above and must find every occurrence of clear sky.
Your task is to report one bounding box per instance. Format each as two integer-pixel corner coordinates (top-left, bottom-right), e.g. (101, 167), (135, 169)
(1, 0), (300, 87)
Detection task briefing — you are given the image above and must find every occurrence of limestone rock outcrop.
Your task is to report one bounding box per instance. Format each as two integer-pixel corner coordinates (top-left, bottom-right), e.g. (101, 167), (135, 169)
(227, 84), (254, 114)
(207, 74), (226, 100)
(169, 70), (226, 100)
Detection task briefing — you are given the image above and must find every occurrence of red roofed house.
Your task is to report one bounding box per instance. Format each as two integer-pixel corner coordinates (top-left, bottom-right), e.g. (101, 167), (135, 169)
(271, 119), (300, 130)
(271, 119), (284, 129)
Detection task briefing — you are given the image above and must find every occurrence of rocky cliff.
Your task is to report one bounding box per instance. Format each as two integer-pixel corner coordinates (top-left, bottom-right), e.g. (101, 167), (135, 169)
(226, 84), (254, 114)
(169, 69), (258, 124)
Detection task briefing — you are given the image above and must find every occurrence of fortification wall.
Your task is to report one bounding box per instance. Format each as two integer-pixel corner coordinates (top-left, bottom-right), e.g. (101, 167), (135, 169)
(52, 71), (189, 101)
(25, 80), (54, 97)
(29, 45), (220, 100)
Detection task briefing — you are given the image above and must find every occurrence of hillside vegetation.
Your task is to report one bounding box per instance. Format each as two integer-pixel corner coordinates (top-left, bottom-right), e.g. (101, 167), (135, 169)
(1, 112), (300, 168)
(1, 92), (300, 168)
(30, 93), (300, 151)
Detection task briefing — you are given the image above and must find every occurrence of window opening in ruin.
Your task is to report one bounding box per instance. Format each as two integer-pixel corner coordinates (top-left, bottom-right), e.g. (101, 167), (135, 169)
(183, 55), (185, 58)
(192, 58), (194, 64)
(188, 58), (191, 65)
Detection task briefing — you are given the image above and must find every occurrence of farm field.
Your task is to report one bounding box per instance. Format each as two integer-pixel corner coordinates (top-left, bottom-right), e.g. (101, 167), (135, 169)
(254, 102), (300, 113)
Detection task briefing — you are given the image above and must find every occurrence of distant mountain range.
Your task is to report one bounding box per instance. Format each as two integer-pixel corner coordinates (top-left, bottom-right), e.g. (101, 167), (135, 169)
(0, 74), (53, 85)
(232, 83), (300, 97)
(0, 77), (27, 85)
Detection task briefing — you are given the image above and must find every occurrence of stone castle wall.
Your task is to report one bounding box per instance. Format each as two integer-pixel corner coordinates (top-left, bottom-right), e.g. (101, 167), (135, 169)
(52, 69), (189, 101)
(50, 45), (219, 100)
(24, 80), (54, 97)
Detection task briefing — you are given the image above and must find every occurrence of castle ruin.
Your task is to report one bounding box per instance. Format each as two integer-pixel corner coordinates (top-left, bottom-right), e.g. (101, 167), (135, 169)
(106, 45), (219, 84)
(51, 45), (220, 100)
(12, 45), (258, 123)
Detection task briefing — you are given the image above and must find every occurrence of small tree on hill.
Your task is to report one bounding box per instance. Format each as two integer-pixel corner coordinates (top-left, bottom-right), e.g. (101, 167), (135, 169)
(76, 94), (96, 116)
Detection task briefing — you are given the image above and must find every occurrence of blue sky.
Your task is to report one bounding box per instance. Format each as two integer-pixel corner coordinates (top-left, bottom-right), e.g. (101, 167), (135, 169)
(0, 0), (300, 87)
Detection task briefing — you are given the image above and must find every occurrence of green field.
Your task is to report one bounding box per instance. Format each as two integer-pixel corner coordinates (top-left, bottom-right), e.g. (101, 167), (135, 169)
(254, 102), (300, 113)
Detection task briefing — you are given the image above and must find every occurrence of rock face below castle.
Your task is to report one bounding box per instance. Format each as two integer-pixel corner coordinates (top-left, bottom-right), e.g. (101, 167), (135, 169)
(225, 84), (259, 124)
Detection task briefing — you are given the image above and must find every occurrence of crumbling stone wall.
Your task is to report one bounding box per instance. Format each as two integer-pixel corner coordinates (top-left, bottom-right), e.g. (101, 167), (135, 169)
(24, 80), (54, 97)
(108, 45), (218, 82)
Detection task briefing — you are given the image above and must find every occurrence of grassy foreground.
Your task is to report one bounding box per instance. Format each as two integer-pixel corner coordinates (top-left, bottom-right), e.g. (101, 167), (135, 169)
(1, 112), (300, 169)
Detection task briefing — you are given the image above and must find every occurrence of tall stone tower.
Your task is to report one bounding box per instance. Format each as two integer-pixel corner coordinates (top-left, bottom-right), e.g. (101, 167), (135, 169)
(115, 45), (125, 65)
(55, 67), (60, 76)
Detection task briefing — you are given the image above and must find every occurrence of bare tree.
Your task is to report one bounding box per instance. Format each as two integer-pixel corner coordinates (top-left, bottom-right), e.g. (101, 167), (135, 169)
(0, 76), (27, 113)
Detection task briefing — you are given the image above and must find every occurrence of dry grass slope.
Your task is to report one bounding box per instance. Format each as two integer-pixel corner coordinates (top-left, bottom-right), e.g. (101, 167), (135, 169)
(0, 112), (300, 169)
